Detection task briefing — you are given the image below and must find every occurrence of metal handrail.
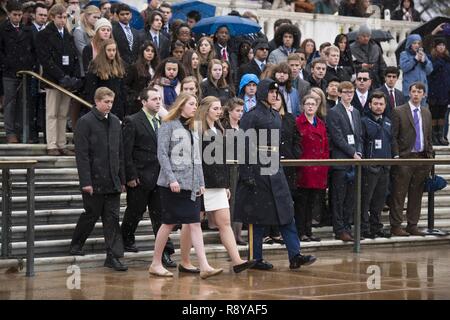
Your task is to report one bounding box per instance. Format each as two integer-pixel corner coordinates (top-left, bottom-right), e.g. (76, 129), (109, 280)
(16, 70), (93, 144)
(1, 160), (37, 277)
(228, 157), (450, 254)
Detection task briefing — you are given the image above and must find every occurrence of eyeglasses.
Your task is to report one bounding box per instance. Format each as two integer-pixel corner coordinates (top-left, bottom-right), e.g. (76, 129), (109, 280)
(357, 77), (370, 82)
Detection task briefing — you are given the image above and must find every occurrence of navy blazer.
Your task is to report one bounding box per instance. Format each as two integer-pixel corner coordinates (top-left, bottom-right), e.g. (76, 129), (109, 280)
(139, 29), (170, 60)
(326, 102), (363, 170)
(112, 22), (140, 66)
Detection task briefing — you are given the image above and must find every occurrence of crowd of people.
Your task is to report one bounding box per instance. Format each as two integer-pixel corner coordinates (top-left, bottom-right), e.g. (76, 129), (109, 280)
(0, 0), (450, 276)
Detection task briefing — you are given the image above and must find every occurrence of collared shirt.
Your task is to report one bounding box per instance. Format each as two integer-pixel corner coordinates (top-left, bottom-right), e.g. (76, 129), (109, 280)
(244, 95), (256, 112)
(143, 108), (160, 131)
(409, 101), (424, 152)
(356, 89), (368, 107)
(58, 28), (64, 37)
(299, 69), (305, 80)
(385, 83), (396, 106)
(254, 58), (266, 71)
(119, 21), (130, 34)
(33, 22), (46, 32)
(150, 29), (159, 40)
(343, 103), (355, 131)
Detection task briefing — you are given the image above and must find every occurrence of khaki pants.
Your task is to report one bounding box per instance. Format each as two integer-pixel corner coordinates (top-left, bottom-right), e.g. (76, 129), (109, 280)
(46, 89), (70, 150)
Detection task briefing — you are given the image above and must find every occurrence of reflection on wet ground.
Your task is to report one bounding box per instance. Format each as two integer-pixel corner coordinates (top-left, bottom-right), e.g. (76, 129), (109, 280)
(1, 245), (450, 300)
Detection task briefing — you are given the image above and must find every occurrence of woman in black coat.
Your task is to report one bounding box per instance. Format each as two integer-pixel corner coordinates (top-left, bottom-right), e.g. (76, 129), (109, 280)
(124, 41), (159, 115)
(334, 33), (354, 77)
(83, 39), (127, 120)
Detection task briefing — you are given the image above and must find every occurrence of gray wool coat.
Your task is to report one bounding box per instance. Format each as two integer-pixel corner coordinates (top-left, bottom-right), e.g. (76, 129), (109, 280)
(157, 118), (205, 200)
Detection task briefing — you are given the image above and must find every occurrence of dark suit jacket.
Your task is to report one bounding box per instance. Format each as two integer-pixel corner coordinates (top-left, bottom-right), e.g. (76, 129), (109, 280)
(238, 59), (263, 82)
(392, 103), (433, 159)
(139, 29), (170, 60)
(326, 102), (363, 170)
(376, 85), (406, 120)
(122, 110), (160, 189)
(351, 90), (371, 116)
(112, 22), (140, 66)
(325, 65), (351, 83)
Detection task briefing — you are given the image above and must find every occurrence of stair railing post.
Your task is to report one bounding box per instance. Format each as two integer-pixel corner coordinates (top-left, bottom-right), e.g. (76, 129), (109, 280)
(21, 73), (29, 144)
(25, 166), (36, 277)
(354, 164), (362, 253)
(1, 168), (12, 258)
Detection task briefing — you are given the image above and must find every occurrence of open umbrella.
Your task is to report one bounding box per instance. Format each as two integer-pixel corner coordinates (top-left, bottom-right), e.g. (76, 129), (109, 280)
(191, 15), (261, 37)
(347, 29), (394, 43)
(85, 0), (144, 30)
(395, 16), (450, 63)
(171, 0), (216, 22)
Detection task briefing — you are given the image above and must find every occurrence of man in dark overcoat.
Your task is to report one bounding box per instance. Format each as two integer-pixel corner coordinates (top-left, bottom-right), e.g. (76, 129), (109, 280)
(69, 87), (127, 271)
(234, 78), (316, 271)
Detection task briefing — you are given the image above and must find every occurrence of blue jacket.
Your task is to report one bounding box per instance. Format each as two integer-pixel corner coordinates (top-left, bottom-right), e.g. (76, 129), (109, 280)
(361, 114), (393, 160)
(399, 34), (433, 98)
(428, 55), (450, 106)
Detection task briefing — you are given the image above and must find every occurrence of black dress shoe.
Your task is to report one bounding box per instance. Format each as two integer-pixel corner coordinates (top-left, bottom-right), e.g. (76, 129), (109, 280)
(250, 259), (273, 270)
(362, 232), (375, 239)
(236, 240), (247, 246)
(162, 252), (177, 268)
(308, 235), (321, 242)
(124, 243), (139, 252)
(233, 260), (257, 273)
(178, 264), (200, 273)
(374, 230), (391, 238)
(289, 254), (317, 269)
(69, 246), (85, 256)
(104, 256), (128, 271)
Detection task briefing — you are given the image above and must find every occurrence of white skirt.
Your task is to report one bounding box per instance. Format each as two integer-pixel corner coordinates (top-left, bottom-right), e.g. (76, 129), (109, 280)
(203, 188), (229, 212)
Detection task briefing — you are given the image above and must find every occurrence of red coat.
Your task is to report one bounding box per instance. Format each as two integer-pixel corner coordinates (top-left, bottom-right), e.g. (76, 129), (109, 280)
(296, 114), (329, 189)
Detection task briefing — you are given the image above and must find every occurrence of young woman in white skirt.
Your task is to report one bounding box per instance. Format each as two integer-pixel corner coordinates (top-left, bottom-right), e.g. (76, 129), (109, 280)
(189, 96), (256, 273)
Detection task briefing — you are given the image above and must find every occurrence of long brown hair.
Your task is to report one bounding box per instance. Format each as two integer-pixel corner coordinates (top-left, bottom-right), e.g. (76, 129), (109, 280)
(196, 36), (216, 64)
(163, 92), (198, 129)
(182, 49), (202, 84)
(88, 39), (125, 80)
(207, 59), (227, 89)
(80, 6), (100, 38)
(196, 96), (224, 134)
(221, 97), (244, 129)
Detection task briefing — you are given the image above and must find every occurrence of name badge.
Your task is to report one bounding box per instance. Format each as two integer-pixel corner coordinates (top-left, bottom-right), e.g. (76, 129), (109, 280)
(347, 134), (355, 145)
(62, 56), (69, 66)
(375, 139), (382, 149)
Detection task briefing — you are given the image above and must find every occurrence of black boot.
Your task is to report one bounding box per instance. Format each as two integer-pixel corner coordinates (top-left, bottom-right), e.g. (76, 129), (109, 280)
(437, 125), (449, 146)
(104, 255), (128, 271)
(432, 126), (440, 145)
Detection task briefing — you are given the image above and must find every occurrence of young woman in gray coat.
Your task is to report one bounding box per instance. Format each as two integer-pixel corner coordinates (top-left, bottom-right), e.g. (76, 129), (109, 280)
(148, 92), (223, 279)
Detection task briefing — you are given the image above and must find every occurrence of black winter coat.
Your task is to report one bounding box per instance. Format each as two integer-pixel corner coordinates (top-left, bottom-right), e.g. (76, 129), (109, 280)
(36, 22), (80, 84)
(280, 112), (301, 191)
(201, 124), (230, 189)
(74, 107), (125, 194)
(234, 80), (295, 226)
(200, 79), (233, 106)
(124, 63), (152, 115)
(83, 72), (127, 120)
(122, 110), (160, 188)
(0, 21), (36, 77)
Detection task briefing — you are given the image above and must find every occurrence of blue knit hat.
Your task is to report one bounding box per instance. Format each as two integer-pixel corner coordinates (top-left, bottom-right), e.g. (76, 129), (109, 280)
(239, 74), (260, 95)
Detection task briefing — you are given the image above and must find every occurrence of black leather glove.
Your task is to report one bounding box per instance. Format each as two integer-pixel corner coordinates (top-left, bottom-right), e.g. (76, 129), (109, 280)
(69, 77), (83, 92)
(242, 177), (257, 188)
(58, 75), (72, 89)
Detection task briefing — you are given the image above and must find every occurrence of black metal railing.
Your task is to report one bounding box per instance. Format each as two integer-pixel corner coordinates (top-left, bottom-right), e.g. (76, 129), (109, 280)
(0, 160), (37, 276)
(229, 158), (450, 254)
(16, 70), (92, 144)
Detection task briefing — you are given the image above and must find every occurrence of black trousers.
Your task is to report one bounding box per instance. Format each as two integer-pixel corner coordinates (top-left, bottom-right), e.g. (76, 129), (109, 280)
(71, 193), (124, 258)
(361, 167), (390, 233)
(294, 188), (324, 237)
(122, 185), (174, 255)
(330, 169), (355, 235)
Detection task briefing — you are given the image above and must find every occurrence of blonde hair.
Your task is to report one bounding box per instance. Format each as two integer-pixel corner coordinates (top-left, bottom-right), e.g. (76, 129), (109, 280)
(94, 86), (115, 101)
(80, 6), (100, 38)
(163, 92), (198, 129)
(310, 87), (327, 119)
(196, 96), (224, 134)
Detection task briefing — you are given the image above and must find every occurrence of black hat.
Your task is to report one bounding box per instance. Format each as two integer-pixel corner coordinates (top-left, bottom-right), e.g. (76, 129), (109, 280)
(253, 40), (269, 51)
(434, 37), (447, 47)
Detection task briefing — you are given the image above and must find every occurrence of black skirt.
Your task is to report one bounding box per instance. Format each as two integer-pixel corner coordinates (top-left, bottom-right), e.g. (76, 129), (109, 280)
(159, 187), (201, 224)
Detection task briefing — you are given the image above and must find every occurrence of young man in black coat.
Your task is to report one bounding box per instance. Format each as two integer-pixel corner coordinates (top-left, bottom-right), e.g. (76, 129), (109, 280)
(121, 87), (177, 268)
(376, 66), (405, 120)
(112, 3), (140, 66)
(70, 87), (127, 271)
(140, 10), (170, 60)
(0, 1), (36, 143)
(234, 78), (316, 271)
(36, 4), (80, 156)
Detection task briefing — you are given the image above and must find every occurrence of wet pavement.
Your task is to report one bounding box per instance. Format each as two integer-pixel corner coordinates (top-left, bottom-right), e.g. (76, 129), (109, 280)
(1, 245), (450, 300)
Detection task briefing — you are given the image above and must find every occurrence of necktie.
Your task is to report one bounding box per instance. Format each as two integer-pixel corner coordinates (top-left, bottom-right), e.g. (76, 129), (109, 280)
(360, 95), (366, 107)
(152, 117), (159, 135)
(59, 30), (64, 38)
(349, 110), (354, 131)
(125, 26), (133, 50)
(260, 62), (265, 71)
(413, 108), (421, 151)
(153, 35), (159, 48)
(221, 47), (228, 61)
(389, 90), (395, 108)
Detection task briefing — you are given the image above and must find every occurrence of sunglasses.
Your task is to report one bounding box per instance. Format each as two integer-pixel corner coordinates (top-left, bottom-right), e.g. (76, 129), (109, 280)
(357, 77), (370, 82)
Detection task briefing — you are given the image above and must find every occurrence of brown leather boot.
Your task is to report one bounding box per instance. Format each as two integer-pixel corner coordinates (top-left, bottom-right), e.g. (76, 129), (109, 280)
(6, 135), (19, 143)
(405, 226), (426, 236)
(391, 226), (410, 237)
